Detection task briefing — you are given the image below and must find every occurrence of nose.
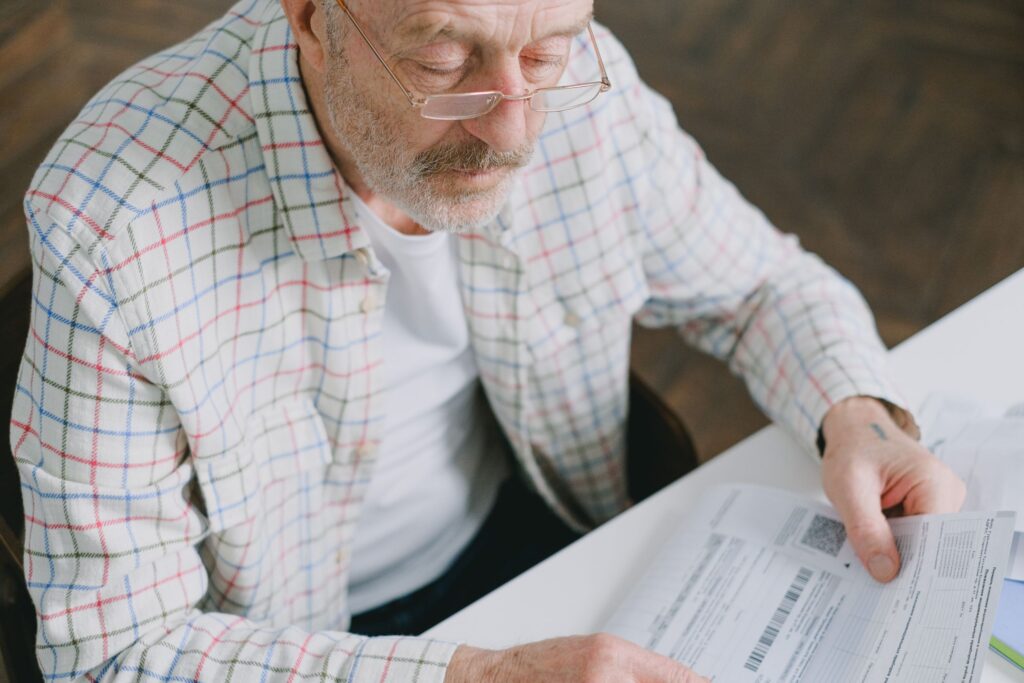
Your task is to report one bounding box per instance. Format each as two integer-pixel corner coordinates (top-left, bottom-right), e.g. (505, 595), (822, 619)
(458, 57), (536, 153)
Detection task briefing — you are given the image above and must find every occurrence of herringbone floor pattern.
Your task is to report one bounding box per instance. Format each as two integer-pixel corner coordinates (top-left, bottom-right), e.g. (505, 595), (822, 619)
(1, 0), (1022, 460)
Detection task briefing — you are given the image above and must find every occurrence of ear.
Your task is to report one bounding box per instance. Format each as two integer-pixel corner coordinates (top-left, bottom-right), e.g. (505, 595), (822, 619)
(280, 0), (329, 72)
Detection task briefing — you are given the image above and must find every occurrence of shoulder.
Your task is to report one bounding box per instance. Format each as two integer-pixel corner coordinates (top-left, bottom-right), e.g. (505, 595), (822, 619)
(23, 0), (270, 247)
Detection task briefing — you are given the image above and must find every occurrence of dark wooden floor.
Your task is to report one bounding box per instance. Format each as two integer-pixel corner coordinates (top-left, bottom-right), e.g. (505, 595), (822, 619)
(1, 0), (1022, 463)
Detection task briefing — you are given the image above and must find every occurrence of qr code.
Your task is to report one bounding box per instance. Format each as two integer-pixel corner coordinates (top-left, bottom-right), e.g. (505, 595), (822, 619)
(800, 514), (847, 556)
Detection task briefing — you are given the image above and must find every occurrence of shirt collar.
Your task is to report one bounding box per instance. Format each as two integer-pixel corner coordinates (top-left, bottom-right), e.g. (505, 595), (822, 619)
(249, 3), (368, 261)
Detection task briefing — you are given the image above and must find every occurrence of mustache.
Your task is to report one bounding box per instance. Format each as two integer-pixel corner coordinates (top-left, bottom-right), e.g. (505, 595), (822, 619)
(411, 140), (534, 177)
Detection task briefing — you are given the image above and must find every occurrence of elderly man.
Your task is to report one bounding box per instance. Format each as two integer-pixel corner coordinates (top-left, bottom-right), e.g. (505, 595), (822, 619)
(11, 0), (964, 680)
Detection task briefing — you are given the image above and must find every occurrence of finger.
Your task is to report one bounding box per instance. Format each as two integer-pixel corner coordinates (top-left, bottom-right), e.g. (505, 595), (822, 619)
(902, 467), (967, 516)
(828, 468), (900, 582)
(629, 641), (709, 683)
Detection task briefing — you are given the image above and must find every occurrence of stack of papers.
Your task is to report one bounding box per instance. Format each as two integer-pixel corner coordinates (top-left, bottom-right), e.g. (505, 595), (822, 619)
(917, 394), (1024, 671)
(605, 484), (1015, 682)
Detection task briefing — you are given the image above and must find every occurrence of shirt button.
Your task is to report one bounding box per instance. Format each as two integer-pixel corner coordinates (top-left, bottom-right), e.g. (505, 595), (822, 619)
(335, 548), (348, 565)
(355, 443), (376, 459)
(564, 311), (582, 328)
(353, 248), (370, 267)
(360, 292), (377, 313)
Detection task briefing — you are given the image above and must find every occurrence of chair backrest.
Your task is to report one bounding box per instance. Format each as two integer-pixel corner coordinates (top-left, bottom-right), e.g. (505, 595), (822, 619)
(1, 275), (44, 683)
(626, 369), (700, 502)
(0, 514), (40, 683)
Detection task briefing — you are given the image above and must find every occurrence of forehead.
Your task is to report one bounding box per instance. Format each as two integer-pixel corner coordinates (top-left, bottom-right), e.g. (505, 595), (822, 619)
(375, 0), (593, 48)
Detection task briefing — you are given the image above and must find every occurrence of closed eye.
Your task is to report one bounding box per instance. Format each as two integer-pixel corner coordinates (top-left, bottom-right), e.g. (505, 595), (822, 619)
(417, 63), (465, 75)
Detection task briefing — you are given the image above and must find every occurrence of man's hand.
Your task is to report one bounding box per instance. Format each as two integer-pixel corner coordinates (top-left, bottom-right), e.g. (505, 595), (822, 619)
(445, 635), (709, 683)
(820, 396), (966, 582)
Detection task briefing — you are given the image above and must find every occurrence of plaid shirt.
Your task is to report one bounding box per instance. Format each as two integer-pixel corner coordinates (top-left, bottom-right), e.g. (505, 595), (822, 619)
(10, 0), (908, 680)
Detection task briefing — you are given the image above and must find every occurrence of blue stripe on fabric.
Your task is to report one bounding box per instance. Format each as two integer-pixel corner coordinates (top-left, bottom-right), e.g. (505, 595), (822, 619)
(15, 386), (176, 437)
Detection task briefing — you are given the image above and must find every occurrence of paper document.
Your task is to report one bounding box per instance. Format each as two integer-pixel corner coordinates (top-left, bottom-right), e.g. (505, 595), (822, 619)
(605, 485), (1015, 682)
(916, 393), (1024, 537)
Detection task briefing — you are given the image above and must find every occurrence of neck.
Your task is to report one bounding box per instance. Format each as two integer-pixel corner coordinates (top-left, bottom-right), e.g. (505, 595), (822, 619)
(298, 51), (430, 236)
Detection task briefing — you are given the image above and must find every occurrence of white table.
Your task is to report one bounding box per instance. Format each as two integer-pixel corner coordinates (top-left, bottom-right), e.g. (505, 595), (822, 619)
(427, 268), (1024, 681)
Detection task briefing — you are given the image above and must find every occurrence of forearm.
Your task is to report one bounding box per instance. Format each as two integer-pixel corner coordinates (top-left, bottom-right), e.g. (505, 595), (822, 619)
(628, 100), (911, 452)
(445, 645), (500, 682)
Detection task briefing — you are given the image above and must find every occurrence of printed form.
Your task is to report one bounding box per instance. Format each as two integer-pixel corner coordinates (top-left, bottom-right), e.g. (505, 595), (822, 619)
(605, 485), (1015, 682)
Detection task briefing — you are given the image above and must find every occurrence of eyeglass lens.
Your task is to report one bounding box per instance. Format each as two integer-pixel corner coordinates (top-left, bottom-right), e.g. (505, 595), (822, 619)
(420, 82), (605, 120)
(420, 92), (502, 120)
(531, 83), (604, 112)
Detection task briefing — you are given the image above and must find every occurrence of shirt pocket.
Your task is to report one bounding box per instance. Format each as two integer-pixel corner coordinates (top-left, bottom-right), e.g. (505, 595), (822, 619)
(248, 396), (333, 486)
(193, 395), (333, 533)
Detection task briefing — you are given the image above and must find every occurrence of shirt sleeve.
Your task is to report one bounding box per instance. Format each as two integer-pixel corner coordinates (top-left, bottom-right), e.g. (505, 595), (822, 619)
(9, 203), (458, 681)
(601, 34), (917, 453)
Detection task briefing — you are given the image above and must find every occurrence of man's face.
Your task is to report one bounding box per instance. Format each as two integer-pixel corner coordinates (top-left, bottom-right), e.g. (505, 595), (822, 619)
(320, 0), (594, 233)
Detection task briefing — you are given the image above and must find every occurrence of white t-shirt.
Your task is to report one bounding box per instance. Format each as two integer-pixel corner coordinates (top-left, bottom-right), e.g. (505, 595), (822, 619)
(346, 194), (508, 614)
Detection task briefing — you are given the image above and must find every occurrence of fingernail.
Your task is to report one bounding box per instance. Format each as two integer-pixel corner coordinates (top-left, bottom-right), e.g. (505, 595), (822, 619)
(869, 554), (896, 581)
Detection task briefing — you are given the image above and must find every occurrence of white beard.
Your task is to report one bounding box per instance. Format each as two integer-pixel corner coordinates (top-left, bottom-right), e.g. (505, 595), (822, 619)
(320, 32), (533, 233)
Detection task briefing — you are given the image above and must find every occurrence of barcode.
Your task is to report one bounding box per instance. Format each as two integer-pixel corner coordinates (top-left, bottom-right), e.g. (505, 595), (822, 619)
(744, 567), (813, 672)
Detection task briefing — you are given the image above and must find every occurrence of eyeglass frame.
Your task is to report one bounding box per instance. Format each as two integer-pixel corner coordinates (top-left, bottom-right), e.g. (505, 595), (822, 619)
(333, 0), (612, 121)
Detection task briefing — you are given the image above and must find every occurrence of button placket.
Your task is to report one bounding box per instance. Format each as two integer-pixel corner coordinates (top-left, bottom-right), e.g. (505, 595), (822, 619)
(332, 246), (388, 526)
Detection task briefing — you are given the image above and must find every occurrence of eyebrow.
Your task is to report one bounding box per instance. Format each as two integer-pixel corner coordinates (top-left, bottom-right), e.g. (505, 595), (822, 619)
(396, 11), (595, 52)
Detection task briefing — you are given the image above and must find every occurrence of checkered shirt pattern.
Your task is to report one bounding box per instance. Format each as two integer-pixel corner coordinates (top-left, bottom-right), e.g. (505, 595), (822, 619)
(10, 0), (909, 680)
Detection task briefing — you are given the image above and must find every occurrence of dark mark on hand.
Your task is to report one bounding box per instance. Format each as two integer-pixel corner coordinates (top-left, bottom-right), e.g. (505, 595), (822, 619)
(870, 422), (887, 440)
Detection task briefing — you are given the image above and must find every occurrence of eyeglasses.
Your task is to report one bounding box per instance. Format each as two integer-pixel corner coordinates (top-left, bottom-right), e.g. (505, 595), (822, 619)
(334, 0), (612, 121)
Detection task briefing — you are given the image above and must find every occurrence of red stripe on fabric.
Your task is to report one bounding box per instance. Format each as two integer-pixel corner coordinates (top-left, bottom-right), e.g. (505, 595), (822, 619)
(184, 85), (253, 172)
(290, 226), (359, 242)
(28, 327), (135, 378)
(377, 638), (402, 683)
(102, 195), (275, 278)
(181, 359), (382, 442)
(73, 119), (189, 172)
(133, 274), (374, 365)
(11, 422), (184, 470)
(284, 633), (317, 683)
(189, 617), (233, 681)
(26, 191), (113, 239)
(252, 44), (294, 55)
(39, 562), (205, 619)
(262, 140), (324, 151)
(226, 10), (261, 27)
(151, 199), (207, 455)
(23, 503), (194, 535)
(44, 119), (119, 217)
(90, 334), (114, 623)
(132, 66), (255, 126)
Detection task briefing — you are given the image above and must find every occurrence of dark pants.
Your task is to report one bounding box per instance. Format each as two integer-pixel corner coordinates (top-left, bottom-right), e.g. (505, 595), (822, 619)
(349, 474), (582, 636)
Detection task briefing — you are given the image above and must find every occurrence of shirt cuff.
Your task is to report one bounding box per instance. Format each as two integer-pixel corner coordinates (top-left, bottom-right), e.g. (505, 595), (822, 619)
(341, 636), (461, 683)
(814, 395), (922, 457)
(789, 355), (919, 459)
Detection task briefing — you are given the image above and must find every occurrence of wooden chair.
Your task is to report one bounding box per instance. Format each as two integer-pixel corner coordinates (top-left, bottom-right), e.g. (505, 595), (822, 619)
(0, 274), (699, 682)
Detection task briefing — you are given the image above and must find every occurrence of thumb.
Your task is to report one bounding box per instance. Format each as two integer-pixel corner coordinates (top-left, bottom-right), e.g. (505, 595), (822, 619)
(828, 470), (900, 582)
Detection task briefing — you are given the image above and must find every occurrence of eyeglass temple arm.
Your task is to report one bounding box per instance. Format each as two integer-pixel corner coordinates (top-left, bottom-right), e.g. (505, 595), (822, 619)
(335, 1), (610, 102)
(586, 23), (611, 90)
(334, 0), (424, 106)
